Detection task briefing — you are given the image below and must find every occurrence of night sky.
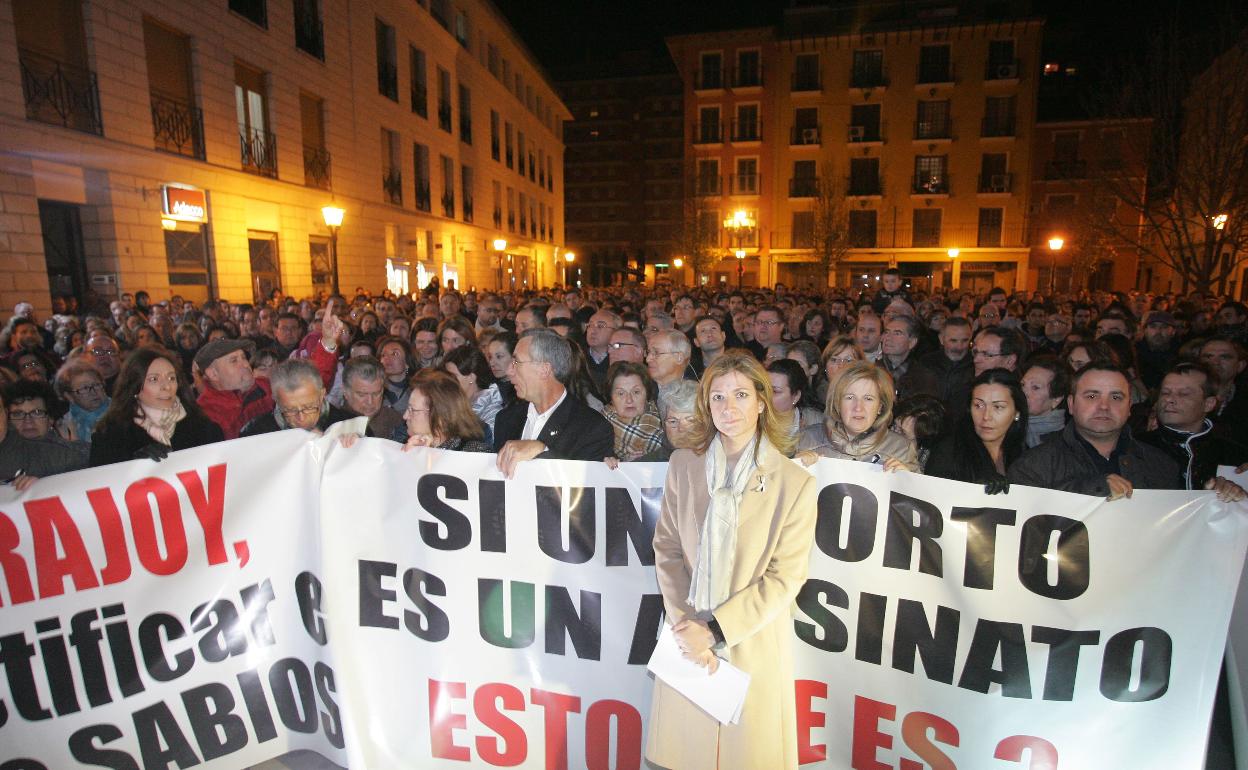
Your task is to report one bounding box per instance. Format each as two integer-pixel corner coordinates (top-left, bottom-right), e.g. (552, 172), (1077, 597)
(492, 0), (1238, 82)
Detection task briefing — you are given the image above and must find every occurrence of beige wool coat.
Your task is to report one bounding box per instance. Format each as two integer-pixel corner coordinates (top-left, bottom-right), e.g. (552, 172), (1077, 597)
(645, 446), (819, 770)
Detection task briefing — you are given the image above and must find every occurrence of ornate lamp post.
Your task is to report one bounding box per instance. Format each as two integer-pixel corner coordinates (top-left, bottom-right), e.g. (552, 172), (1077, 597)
(723, 209), (756, 290)
(321, 205), (345, 295)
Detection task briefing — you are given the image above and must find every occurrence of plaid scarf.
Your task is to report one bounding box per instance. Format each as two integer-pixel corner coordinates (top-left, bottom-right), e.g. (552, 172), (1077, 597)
(604, 401), (664, 461)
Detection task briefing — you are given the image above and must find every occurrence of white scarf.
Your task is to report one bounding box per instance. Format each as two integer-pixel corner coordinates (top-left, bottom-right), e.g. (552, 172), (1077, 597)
(688, 433), (765, 614)
(135, 400), (187, 446)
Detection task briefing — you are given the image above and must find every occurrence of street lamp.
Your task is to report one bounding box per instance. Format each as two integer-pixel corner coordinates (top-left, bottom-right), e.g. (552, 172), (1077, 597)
(321, 205), (345, 295)
(564, 251), (575, 287)
(1047, 236), (1064, 294)
(493, 239), (507, 290)
(947, 247), (959, 258)
(723, 209), (757, 290)
(1212, 213), (1228, 231)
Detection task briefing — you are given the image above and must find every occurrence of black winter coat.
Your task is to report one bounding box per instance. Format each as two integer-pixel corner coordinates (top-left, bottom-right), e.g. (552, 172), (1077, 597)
(89, 411), (224, 467)
(1008, 421), (1181, 496)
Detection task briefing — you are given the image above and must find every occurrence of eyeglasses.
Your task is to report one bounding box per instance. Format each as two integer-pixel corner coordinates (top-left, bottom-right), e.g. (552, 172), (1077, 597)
(19, 361), (45, 371)
(9, 409), (49, 421)
(755, 319), (783, 327)
(90, 348), (118, 356)
(279, 404), (322, 419)
(588, 321), (615, 329)
(70, 383), (105, 397)
(827, 356), (857, 365)
(405, 405), (431, 415)
(646, 350), (680, 359)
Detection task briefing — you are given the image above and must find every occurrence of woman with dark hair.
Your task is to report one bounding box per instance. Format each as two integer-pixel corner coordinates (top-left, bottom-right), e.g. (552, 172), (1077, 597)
(1060, 338), (1113, 373)
(925, 368), (1028, 492)
(801, 308), (833, 349)
(892, 394), (946, 471)
(603, 361), (663, 462)
(765, 359), (823, 444)
(357, 311), (382, 344)
(563, 340), (604, 411)
(174, 322), (203, 376)
(90, 347), (224, 467)
(1021, 355), (1070, 447)
(437, 316), (477, 354)
(400, 369), (492, 453)
(443, 345), (505, 444)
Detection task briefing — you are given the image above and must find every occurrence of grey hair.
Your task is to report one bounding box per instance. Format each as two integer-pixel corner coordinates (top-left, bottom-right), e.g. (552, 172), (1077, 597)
(521, 328), (572, 381)
(341, 356), (385, 387)
(269, 359), (324, 395)
(885, 314), (921, 339)
(648, 312), (674, 330)
(655, 329), (691, 358)
(658, 380), (699, 418)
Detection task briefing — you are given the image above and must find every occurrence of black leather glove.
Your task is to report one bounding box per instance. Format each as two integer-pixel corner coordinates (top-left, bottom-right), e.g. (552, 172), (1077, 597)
(134, 442), (171, 462)
(984, 478), (1011, 495)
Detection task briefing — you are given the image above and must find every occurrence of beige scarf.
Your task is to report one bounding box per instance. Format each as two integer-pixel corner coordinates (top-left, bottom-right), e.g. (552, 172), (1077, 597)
(688, 433), (766, 616)
(135, 400), (187, 446)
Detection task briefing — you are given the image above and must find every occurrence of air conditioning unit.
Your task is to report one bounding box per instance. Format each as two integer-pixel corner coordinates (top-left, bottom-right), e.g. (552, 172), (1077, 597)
(990, 174), (1010, 192)
(995, 64), (1018, 79)
(848, 126), (866, 141)
(801, 127), (819, 143)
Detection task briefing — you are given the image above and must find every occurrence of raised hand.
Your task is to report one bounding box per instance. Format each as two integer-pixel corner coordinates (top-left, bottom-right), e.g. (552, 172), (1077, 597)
(321, 299), (344, 350)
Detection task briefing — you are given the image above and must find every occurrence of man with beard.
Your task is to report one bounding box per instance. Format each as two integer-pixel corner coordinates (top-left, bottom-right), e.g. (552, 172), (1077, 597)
(1135, 311), (1179, 391)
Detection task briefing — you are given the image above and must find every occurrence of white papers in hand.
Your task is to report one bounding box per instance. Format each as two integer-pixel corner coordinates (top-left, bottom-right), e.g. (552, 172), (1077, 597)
(646, 624), (750, 724)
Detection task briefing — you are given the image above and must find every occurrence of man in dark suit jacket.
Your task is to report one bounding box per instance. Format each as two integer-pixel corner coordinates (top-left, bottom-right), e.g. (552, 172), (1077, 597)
(494, 329), (614, 476)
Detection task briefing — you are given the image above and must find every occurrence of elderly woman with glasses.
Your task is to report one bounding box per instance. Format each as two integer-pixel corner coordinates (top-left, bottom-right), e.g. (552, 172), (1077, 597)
(815, 334), (865, 405)
(54, 360), (111, 443)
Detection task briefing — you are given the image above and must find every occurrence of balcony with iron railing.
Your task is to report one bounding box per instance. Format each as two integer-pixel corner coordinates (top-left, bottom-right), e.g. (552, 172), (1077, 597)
(240, 128), (277, 177)
(912, 173), (950, 195)
(850, 67), (888, 89)
(978, 172), (1013, 193)
(917, 62), (954, 85)
(981, 116), (1015, 138)
(985, 60), (1020, 81)
(696, 175), (722, 197)
(442, 192), (455, 218)
(694, 67), (726, 91)
(791, 71), (821, 92)
(790, 125), (821, 146)
(732, 65), (763, 89)
(151, 91), (204, 160)
(382, 167), (403, 205)
(731, 118), (761, 143)
(20, 49), (102, 135)
(848, 124), (882, 143)
(1045, 159), (1088, 179)
(303, 145), (332, 189)
(463, 197), (473, 222)
(438, 100), (452, 132)
(411, 83), (427, 117)
(789, 177), (819, 198)
(915, 117), (952, 140)
(730, 173), (759, 195)
(692, 122), (724, 145)
(415, 180), (431, 212)
(847, 175), (883, 196)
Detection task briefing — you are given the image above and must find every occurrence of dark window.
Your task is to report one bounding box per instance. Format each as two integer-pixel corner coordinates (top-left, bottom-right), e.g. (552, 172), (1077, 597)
(792, 211), (815, 248)
(735, 50), (761, 87)
(309, 236), (332, 294)
(793, 53), (820, 91)
(300, 92), (330, 189)
(982, 96), (1015, 137)
(229, 0), (267, 27)
(697, 51), (723, 89)
(381, 128), (402, 205)
(914, 155), (948, 194)
(458, 83), (472, 144)
(248, 231), (281, 302)
(977, 208), (1003, 247)
(414, 143), (431, 212)
(849, 210), (877, 247)
(409, 47), (427, 117)
(293, 0), (324, 60)
(145, 19), (203, 159)
(912, 209), (942, 247)
(849, 157), (881, 196)
(235, 61), (276, 176)
(916, 100), (950, 139)
(490, 110), (500, 161)
(986, 40), (1017, 79)
(375, 19), (397, 101)
(979, 153), (1010, 192)
(849, 103), (881, 142)
(461, 165), (473, 222)
(851, 49), (885, 88)
(437, 68), (451, 132)
(918, 44), (951, 83)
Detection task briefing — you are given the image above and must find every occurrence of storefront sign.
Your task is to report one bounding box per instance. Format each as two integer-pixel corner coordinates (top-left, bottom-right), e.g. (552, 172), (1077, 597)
(162, 184), (208, 222)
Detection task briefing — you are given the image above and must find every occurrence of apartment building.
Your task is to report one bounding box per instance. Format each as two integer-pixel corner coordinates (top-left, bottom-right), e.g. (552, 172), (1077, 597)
(667, 4), (1043, 292)
(558, 52), (684, 287)
(1, 0), (569, 315)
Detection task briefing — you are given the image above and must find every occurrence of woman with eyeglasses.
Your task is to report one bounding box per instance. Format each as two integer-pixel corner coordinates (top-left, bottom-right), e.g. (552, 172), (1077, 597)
(89, 348), (223, 467)
(815, 334), (865, 406)
(54, 360), (111, 444)
(401, 369), (492, 453)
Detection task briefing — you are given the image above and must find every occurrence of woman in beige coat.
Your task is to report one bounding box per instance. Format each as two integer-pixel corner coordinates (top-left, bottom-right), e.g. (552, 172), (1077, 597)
(646, 351), (818, 770)
(795, 359), (919, 471)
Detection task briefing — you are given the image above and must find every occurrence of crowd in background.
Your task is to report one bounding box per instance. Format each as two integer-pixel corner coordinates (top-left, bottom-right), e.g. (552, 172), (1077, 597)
(2, 272), (1248, 500)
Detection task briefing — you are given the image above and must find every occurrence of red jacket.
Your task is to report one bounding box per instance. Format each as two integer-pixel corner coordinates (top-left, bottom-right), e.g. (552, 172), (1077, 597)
(198, 336), (338, 440)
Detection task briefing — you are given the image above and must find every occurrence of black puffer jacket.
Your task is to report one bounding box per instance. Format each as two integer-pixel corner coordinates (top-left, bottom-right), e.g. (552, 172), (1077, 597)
(1008, 421), (1181, 496)
(1139, 420), (1248, 490)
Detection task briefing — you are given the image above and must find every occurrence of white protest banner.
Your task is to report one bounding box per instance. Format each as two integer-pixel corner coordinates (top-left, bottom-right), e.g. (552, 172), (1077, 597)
(1, 435), (1243, 770)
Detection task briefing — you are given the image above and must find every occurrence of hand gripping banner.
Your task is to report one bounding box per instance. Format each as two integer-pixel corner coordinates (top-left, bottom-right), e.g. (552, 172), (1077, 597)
(1, 431), (1244, 769)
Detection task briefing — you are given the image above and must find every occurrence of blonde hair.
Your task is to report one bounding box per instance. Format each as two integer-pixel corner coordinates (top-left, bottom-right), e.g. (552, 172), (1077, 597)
(825, 360), (895, 439)
(690, 350), (797, 458)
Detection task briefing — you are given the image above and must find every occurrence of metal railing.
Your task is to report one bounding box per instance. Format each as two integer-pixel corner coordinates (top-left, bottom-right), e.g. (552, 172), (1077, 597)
(847, 176), (882, 196)
(462, 197), (473, 222)
(696, 176), (722, 196)
(20, 49), (102, 135)
(695, 67), (725, 90)
(416, 180), (431, 212)
(850, 68), (887, 88)
(981, 117), (1015, 138)
(732, 65), (763, 88)
(692, 122), (723, 144)
(303, 145), (332, 189)
(848, 124), (881, 142)
(791, 71), (821, 92)
(442, 193), (455, 218)
(790, 125), (821, 145)
(730, 173), (759, 195)
(240, 129), (277, 176)
(151, 92), (204, 159)
(382, 167), (403, 205)
(915, 117), (951, 140)
(912, 173), (950, 195)
(978, 172), (1013, 193)
(917, 63), (953, 84)
(789, 177), (819, 198)
(731, 119), (760, 142)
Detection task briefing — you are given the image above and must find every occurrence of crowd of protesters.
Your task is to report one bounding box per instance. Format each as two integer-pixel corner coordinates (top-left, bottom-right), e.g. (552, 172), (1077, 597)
(3, 273), (1247, 762)
(4, 274), (1248, 501)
